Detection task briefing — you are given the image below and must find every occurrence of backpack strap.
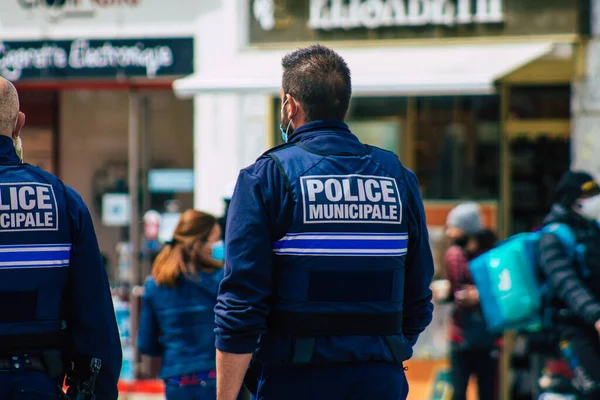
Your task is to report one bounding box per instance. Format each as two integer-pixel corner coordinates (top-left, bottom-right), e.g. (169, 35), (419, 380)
(544, 223), (577, 260)
(539, 223), (591, 327)
(546, 223), (589, 277)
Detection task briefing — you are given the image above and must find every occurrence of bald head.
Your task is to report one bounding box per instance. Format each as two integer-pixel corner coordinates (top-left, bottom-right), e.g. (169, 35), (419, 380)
(0, 77), (20, 137)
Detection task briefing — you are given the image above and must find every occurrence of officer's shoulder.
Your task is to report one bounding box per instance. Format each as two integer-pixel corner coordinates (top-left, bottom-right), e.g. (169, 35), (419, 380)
(243, 143), (297, 177)
(60, 181), (86, 206)
(368, 144), (401, 160)
(22, 164), (81, 200)
(367, 145), (417, 182)
(22, 163), (61, 185)
(257, 142), (296, 160)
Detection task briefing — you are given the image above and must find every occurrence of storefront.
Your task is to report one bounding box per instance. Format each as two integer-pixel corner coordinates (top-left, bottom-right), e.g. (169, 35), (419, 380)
(0, 0), (199, 283)
(174, 0), (591, 397)
(175, 0), (588, 238)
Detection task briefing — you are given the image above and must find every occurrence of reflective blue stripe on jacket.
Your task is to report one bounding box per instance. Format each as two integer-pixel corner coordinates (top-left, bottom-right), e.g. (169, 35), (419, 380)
(215, 121), (434, 364)
(0, 135), (122, 399)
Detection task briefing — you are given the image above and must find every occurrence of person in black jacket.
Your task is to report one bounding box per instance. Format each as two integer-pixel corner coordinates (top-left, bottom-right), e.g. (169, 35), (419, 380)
(539, 170), (600, 399)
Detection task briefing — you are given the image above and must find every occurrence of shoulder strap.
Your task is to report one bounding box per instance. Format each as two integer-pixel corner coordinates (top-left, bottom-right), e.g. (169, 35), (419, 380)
(544, 223), (577, 260)
(366, 145), (406, 181)
(257, 142), (296, 161)
(551, 223), (592, 278)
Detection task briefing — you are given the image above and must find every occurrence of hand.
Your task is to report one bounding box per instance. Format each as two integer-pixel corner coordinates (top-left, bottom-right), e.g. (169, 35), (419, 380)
(595, 319), (600, 335)
(456, 285), (479, 308)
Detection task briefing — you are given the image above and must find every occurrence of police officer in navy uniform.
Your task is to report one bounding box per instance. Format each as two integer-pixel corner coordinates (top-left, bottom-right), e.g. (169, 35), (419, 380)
(0, 77), (122, 399)
(215, 45), (434, 400)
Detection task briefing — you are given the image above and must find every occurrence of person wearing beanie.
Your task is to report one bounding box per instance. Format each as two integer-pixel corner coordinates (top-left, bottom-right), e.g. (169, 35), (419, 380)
(446, 202), (484, 243)
(538, 169), (600, 399)
(444, 202), (499, 400)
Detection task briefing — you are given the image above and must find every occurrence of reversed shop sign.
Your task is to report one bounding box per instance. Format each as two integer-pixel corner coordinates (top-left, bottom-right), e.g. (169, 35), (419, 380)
(253, 0), (504, 31)
(250, 0), (583, 44)
(0, 37), (193, 81)
(309, 0), (504, 29)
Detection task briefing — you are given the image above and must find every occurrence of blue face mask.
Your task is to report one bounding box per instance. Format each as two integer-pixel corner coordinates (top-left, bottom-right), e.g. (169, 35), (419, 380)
(279, 124), (288, 143)
(211, 240), (225, 262)
(279, 98), (293, 143)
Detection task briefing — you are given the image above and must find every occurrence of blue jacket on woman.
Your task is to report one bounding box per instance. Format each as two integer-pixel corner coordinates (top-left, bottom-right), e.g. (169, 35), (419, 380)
(138, 269), (224, 379)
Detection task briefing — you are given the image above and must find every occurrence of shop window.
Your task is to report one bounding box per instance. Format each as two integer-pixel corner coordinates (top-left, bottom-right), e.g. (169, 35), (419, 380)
(273, 96), (407, 150)
(346, 97), (407, 155)
(509, 85), (571, 120)
(510, 136), (570, 234)
(348, 97), (407, 119)
(271, 95), (499, 200)
(415, 96), (500, 200)
(17, 91), (58, 175)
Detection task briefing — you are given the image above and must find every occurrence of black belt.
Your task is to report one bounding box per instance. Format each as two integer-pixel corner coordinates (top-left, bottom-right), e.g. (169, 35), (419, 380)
(268, 310), (403, 336)
(0, 331), (64, 352)
(268, 310), (406, 365)
(0, 355), (46, 372)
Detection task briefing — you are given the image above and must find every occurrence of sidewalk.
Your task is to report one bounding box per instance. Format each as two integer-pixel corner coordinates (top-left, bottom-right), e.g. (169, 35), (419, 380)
(118, 380), (164, 400)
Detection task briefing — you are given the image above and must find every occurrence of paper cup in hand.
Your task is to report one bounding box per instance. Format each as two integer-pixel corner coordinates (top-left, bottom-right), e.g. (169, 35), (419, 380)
(431, 279), (451, 301)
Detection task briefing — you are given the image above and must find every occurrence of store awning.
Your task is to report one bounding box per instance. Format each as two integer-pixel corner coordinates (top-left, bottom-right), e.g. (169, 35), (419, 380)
(173, 41), (556, 98)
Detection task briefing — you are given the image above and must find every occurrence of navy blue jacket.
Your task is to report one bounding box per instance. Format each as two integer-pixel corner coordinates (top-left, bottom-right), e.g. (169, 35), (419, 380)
(215, 121), (434, 363)
(138, 269), (224, 379)
(0, 136), (121, 398)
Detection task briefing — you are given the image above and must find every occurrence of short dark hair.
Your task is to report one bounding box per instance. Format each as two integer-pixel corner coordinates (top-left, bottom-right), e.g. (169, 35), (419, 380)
(281, 44), (352, 122)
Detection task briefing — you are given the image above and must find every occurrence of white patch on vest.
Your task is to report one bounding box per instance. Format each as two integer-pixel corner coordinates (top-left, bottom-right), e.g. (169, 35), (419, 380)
(300, 175), (403, 224)
(0, 183), (59, 232)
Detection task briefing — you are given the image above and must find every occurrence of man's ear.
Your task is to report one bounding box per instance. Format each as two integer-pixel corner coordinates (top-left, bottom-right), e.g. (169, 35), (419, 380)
(287, 96), (300, 118)
(13, 112), (25, 140)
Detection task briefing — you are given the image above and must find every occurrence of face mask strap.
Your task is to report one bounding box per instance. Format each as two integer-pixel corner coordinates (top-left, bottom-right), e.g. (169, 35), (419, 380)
(280, 96), (298, 143)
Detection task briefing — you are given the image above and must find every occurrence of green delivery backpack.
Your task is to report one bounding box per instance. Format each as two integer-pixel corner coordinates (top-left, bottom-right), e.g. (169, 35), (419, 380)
(468, 223), (587, 334)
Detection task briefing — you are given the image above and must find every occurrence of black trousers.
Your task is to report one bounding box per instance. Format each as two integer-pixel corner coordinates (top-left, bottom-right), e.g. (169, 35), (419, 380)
(450, 348), (498, 400)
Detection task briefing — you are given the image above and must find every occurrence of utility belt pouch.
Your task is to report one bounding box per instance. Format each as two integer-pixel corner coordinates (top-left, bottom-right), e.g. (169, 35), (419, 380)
(42, 349), (65, 379)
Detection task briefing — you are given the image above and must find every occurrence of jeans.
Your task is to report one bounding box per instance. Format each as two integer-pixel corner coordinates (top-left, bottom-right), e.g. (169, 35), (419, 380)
(165, 372), (216, 400)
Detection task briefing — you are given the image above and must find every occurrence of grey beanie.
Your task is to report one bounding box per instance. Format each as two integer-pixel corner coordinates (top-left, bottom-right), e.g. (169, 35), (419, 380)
(446, 202), (483, 236)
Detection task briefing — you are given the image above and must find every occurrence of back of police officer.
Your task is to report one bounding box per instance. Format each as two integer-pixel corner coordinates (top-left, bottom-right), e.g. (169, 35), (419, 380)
(0, 78), (122, 399)
(215, 45), (435, 400)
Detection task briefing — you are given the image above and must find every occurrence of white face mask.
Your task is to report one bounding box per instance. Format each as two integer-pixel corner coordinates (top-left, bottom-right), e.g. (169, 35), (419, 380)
(14, 136), (23, 161)
(575, 195), (600, 221)
(12, 115), (23, 162)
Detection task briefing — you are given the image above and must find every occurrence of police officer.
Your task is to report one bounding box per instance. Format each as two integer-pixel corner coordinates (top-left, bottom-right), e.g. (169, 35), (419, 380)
(215, 45), (434, 400)
(0, 77), (122, 399)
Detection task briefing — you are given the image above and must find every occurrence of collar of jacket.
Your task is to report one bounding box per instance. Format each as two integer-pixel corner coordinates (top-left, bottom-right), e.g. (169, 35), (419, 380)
(0, 135), (20, 165)
(287, 120), (358, 143)
(547, 203), (599, 229)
